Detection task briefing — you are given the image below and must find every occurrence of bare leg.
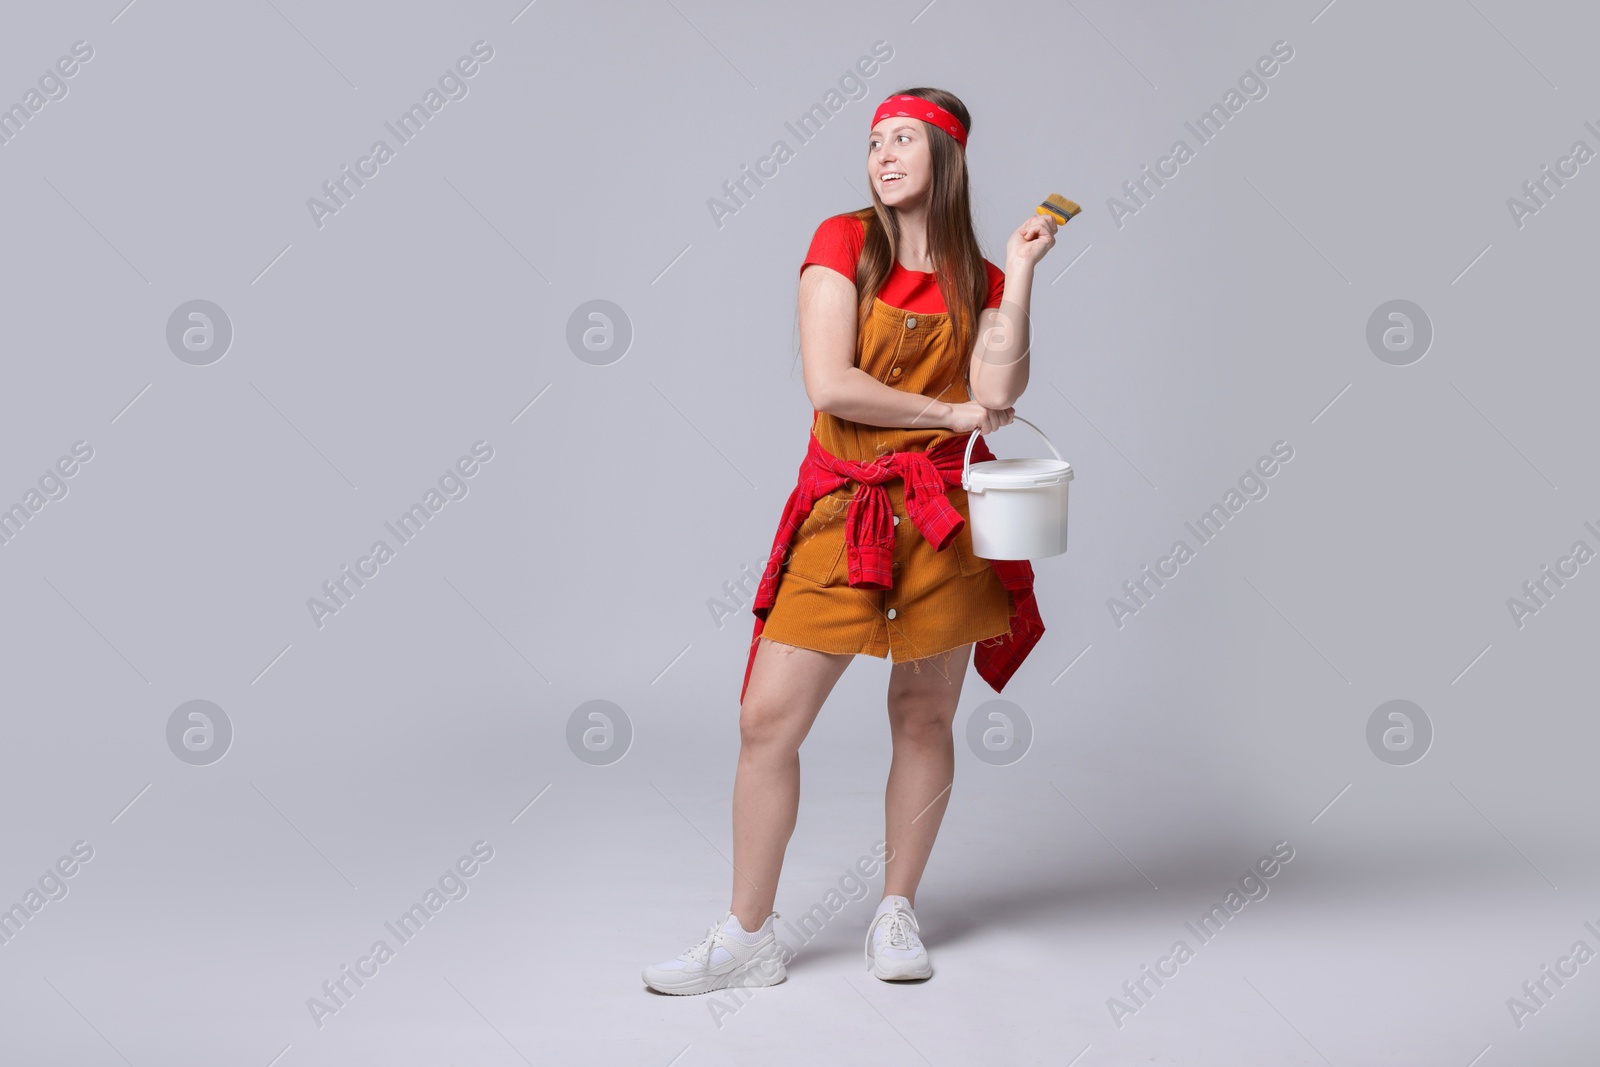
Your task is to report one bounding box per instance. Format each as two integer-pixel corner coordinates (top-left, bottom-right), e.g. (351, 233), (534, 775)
(882, 643), (972, 907)
(729, 637), (854, 931)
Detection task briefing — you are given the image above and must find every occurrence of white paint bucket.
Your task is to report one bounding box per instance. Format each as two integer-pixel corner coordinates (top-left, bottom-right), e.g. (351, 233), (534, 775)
(960, 416), (1074, 560)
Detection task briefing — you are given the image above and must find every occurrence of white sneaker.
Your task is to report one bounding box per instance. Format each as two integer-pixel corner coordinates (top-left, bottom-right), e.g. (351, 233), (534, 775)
(865, 896), (932, 980)
(642, 910), (787, 995)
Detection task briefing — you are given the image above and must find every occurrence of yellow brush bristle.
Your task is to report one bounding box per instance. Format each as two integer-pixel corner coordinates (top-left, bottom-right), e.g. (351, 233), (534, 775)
(1037, 193), (1081, 224)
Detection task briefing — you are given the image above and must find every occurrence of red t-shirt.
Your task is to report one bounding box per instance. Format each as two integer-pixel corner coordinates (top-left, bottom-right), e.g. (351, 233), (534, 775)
(800, 213), (1006, 314)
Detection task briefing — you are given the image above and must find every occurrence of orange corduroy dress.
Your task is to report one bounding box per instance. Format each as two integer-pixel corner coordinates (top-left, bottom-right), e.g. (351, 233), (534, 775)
(757, 292), (1018, 665)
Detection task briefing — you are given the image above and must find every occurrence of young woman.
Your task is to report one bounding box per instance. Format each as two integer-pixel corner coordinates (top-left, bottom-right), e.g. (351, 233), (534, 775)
(643, 87), (1059, 994)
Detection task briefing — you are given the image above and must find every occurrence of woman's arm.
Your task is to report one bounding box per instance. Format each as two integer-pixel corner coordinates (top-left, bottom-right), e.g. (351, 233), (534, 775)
(969, 214), (1059, 410)
(799, 263), (953, 429)
(967, 258), (1034, 411)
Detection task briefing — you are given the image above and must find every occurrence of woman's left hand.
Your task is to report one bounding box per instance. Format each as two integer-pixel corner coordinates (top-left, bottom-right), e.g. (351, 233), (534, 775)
(1005, 213), (1057, 268)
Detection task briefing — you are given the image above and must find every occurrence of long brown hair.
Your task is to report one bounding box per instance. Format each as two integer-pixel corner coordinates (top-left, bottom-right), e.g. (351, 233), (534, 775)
(856, 87), (986, 361)
(791, 87), (988, 381)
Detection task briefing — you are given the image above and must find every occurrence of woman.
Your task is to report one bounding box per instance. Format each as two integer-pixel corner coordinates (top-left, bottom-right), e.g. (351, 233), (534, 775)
(643, 87), (1059, 994)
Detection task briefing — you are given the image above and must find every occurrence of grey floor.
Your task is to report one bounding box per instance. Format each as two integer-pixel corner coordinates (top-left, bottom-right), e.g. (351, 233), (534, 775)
(4, 643), (1596, 1066)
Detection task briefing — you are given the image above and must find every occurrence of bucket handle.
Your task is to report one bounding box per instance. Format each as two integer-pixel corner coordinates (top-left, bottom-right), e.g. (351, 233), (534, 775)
(961, 415), (1065, 491)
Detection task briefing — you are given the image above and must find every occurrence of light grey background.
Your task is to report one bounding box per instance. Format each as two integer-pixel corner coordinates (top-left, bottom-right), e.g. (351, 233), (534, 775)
(2, 0), (1596, 1064)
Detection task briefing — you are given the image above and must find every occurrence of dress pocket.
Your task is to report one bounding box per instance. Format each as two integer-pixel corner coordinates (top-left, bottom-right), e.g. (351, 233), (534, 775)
(946, 486), (992, 576)
(783, 497), (848, 585)
(952, 528), (994, 576)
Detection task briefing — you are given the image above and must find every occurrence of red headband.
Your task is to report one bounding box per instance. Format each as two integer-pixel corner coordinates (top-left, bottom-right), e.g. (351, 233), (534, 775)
(871, 94), (967, 149)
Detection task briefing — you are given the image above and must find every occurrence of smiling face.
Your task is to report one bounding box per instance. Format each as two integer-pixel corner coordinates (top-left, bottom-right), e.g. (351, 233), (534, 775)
(869, 117), (933, 205)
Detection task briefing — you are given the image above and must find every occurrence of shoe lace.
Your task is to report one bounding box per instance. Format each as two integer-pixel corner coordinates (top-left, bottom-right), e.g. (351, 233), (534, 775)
(680, 921), (722, 966)
(866, 903), (919, 961)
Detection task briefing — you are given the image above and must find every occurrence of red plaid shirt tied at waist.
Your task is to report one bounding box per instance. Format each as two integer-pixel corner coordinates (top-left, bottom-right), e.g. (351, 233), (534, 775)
(741, 429), (1045, 703)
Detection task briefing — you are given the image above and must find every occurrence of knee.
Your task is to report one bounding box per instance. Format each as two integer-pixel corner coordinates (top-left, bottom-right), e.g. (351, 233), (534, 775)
(887, 696), (956, 743)
(738, 696), (800, 754)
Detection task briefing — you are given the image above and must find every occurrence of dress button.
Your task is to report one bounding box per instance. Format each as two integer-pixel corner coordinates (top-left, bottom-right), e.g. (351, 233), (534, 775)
(892, 515), (900, 525)
(891, 367), (902, 376)
(906, 317), (917, 329)
(886, 607), (898, 620)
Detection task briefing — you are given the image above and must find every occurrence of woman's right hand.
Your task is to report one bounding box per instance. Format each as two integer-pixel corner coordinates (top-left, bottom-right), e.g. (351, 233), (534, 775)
(944, 401), (1014, 435)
